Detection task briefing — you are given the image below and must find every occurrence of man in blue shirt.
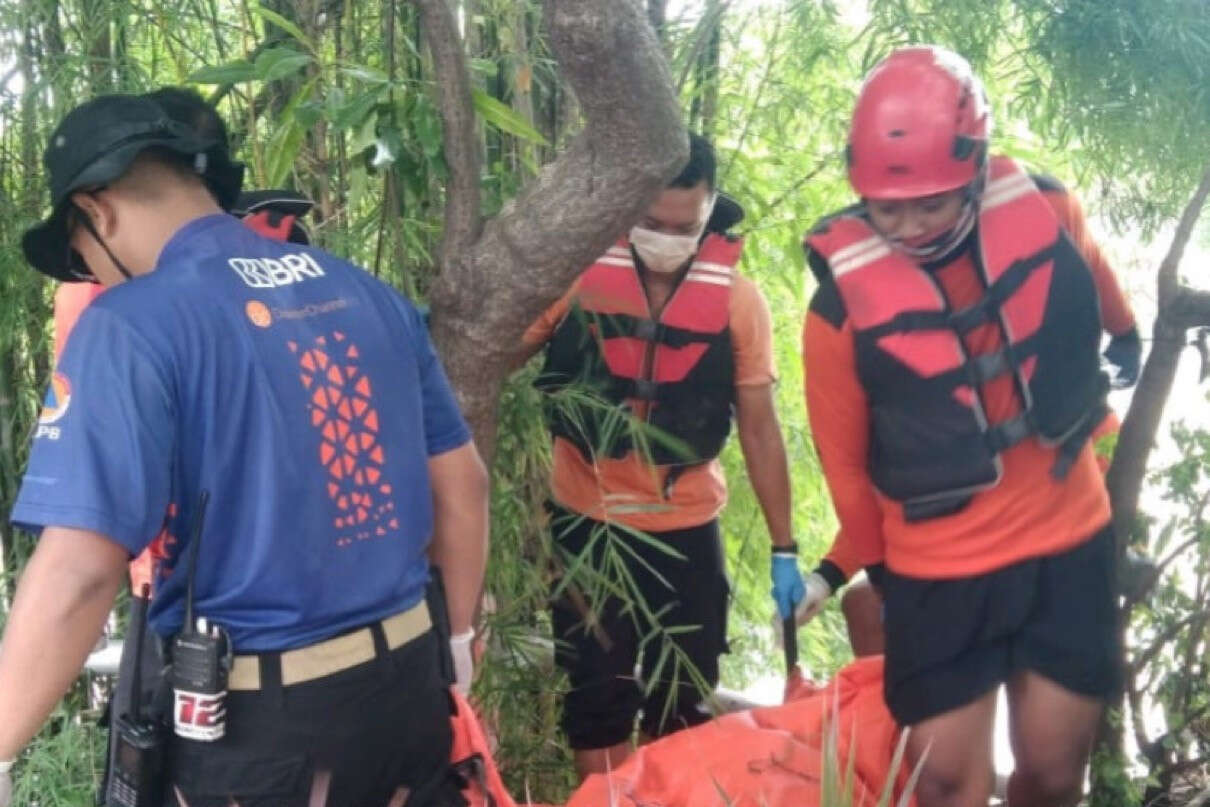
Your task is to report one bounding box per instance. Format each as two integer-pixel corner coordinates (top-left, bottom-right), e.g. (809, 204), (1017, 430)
(0, 92), (488, 806)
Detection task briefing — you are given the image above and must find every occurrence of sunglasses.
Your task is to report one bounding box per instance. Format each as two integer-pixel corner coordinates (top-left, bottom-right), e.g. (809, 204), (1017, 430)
(62, 192), (106, 283)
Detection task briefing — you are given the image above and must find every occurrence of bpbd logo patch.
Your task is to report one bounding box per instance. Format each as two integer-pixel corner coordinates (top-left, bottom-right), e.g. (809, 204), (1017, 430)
(36, 372), (71, 440)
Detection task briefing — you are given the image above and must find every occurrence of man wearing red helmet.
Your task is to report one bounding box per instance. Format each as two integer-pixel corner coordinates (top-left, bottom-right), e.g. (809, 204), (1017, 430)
(801, 46), (1131, 807)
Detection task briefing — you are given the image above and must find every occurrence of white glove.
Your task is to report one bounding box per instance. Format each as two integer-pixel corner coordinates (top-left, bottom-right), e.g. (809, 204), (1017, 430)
(796, 572), (833, 625)
(450, 630), (475, 696)
(771, 572), (833, 647)
(0, 758), (14, 807)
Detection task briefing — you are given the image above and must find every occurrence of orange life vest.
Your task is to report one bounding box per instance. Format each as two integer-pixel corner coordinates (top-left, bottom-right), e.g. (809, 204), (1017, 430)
(537, 234), (740, 466)
(806, 157), (1106, 521)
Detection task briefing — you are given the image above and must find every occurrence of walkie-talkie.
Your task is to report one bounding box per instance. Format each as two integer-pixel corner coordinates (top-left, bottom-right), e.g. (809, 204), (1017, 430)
(106, 583), (166, 807)
(169, 491), (232, 742)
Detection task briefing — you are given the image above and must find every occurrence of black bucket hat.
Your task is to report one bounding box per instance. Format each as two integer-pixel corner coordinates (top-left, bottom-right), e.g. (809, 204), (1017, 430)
(22, 93), (244, 282)
(706, 192), (745, 235)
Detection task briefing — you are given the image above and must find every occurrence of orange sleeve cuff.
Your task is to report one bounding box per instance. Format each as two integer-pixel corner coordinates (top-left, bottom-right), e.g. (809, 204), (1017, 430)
(803, 307), (886, 569)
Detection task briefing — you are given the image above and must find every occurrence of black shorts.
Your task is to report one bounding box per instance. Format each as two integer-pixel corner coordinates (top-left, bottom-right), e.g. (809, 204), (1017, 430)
(882, 524), (1121, 726)
(548, 506), (730, 749)
(165, 627), (457, 807)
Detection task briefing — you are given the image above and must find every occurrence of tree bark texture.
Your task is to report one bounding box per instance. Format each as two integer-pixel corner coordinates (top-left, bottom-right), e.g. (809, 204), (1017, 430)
(412, 0), (688, 462)
(647, 0), (667, 42)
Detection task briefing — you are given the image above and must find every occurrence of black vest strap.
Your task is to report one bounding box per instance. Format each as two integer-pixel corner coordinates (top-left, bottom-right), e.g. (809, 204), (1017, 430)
(985, 414), (1032, 454)
(929, 331), (1045, 393)
(1050, 378), (1111, 480)
(860, 243), (1059, 342)
(592, 313), (728, 350)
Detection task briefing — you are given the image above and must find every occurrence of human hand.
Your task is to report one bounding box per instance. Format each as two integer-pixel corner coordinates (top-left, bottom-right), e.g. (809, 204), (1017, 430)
(771, 552), (806, 620)
(450, 630), (474, 696)
(795, 572), (833, 625)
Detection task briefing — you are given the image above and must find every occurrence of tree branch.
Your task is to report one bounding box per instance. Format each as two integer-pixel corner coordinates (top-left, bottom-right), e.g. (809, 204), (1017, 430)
(1129, 611), (1202, 675)
(410, 0), (482, 264)
(425, 0), (687, 460)
(1108, 162), (1210, 544)
(1123, 531), (1203, 611)
(1173, 287), (1210, 329)
(1158, 165), (1210, 307)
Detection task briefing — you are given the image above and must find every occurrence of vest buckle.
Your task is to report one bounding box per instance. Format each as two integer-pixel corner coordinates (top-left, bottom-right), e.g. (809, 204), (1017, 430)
(632, 319), (660, 342)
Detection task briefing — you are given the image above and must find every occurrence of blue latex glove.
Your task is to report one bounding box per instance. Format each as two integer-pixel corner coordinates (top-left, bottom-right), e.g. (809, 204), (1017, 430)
(771, 552), (806, 620)
(1103, 327), (1142, 389)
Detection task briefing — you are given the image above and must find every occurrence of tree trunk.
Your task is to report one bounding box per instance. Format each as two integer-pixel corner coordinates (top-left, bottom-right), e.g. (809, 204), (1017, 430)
(1107, 164), (1210, 546)
(1092, 163), (1210, 799)
(507, 2), (536, 177)
(81, 0), (112, 92)
(411, 0), (687, 464)
(647, 0), (666, 42)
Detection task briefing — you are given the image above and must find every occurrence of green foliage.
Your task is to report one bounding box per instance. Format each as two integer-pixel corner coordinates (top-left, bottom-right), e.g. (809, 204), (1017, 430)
(0, 0), (1206, 801)
(1117, 423), (1210, 798)
(10, 693), (105, 806)
(864, 0), (1210, 233)
(1089, 738), (1145, 807)
(688, 0), (860, 683)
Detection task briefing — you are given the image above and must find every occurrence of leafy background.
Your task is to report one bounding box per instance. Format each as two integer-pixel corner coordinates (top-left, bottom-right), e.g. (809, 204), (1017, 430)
(0, 0), (1207, 803)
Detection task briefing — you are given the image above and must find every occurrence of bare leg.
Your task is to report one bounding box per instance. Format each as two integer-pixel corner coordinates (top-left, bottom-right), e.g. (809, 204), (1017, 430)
(308, 769), (331, 807)
(907, 688), (997, 807)
(573, 741), (633, 781)
(840, 580), (885, 657)
(1006, 670), (1101, 807)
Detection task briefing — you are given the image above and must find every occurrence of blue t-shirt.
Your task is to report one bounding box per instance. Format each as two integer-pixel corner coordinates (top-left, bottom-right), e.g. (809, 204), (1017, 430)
(12, 214), (471, 651)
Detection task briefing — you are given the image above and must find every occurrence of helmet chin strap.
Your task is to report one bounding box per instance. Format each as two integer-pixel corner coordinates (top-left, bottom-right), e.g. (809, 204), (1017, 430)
(893, 197), (978, 261)
(877, 158), (990, 262)
(75, 206), (133, 280)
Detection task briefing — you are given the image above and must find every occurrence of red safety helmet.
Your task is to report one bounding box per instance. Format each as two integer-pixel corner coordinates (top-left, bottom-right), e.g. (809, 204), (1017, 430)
(847, 46), (991, 200)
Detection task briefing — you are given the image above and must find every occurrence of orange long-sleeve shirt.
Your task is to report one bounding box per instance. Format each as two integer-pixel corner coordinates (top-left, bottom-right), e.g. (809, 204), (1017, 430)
(808, 177), (1126, 581)
(524, 270), (776, 532)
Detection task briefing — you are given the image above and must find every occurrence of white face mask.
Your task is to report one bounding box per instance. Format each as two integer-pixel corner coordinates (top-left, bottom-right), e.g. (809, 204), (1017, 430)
(629, 193), (717, 274)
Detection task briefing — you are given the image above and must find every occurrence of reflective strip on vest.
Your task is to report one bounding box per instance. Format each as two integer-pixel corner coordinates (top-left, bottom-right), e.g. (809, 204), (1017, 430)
(578, 234), (738, 386)
(803, 156), (1097, 513)
(810, 157), (1058, 399)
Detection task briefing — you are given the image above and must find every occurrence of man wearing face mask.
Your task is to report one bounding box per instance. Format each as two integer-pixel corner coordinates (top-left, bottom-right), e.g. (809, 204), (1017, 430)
(521, 134), (798, 780)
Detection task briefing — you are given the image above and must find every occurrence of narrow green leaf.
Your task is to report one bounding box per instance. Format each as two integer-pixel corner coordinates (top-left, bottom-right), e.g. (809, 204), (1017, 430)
(338, 65), (390, 85)
(254, 47), (312, 82)
(250, 5), (314, 52)
(265, 78), (316, 187)
(330, 88), (384, 131)
(471, 88), (549, 146)
(348, 111), (379, 156)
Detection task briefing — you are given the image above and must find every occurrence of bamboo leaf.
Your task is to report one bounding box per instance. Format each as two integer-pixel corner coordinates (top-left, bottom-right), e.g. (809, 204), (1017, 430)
(254, 47), (312, 82)
(250, 5), (314, 53)
(265, 78), (316, 187)
(471, 88), (550, 146)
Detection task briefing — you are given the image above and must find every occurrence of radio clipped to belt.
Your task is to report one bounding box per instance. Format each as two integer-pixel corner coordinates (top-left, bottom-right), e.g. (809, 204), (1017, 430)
(169, 490), (234, 743)
(106, 583), (167, 807)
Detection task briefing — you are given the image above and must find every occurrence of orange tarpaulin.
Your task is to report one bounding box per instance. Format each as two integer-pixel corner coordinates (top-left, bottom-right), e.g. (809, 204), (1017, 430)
(565, 656), (915, 807)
